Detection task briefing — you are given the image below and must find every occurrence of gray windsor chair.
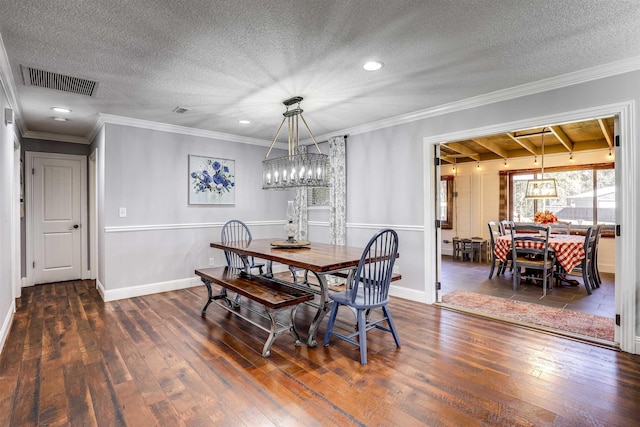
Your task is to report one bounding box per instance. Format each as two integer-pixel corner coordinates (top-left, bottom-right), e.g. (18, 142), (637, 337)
(323, 229), (401, 365)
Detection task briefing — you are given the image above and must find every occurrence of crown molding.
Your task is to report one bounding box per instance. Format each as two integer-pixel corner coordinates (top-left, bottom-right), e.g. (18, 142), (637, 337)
(21, 130), (90, 144)
(92, 113), (277, 148)
(315, 55), (640, 141)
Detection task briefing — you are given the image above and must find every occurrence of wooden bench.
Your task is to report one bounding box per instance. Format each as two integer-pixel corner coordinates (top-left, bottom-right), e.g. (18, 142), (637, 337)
(195, 267), (314, 357)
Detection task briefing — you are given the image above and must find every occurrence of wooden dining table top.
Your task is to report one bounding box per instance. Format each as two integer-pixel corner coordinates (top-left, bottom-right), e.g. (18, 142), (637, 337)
(209, 238), (370, 273)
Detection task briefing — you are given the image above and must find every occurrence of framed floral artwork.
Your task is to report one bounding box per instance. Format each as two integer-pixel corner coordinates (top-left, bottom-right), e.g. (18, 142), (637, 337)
(188, 155), (235, 205)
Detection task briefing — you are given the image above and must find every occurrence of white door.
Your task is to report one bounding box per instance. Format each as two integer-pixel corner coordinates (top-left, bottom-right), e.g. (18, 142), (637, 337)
(29, 153), (87, 284)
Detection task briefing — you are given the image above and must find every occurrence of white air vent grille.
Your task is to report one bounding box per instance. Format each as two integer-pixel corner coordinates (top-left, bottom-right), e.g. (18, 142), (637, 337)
(172, 106), (189, 114)
(21, 65), (98, 96)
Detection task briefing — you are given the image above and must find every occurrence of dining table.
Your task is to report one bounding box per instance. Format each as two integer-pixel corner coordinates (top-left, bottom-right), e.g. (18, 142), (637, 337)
(209, 238), (371, 347)
(494, 233), (586, 273)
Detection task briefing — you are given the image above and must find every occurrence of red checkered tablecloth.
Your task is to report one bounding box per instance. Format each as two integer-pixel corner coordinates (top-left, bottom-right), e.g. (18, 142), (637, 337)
(494, 234), (586, 273)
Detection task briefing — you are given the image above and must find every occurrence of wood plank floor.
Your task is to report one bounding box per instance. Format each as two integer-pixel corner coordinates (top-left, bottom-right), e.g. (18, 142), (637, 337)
(1, 280), (640, 426)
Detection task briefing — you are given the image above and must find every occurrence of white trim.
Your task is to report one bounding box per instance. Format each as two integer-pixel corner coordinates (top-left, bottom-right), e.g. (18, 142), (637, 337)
(21, 130), (88, 145)
(347, 222), (424, 233)
(89, 149), (98, 281)
(0, 300), (16, 355)
(90, 114), (281, 148)
(25, 152), (89, 286)
(311, 221), (425, 232)
(104, 220), (284, 234)
(389, 286), (428, 304)
(315, 56), (640, 142)
(98, 277), (202, 302)
(423, 100), (637, 354)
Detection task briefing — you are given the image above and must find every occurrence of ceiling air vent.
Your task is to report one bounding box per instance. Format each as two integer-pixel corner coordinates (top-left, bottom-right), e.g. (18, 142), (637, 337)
(172, 106), (189, 114)
(21, 65), (98, 96)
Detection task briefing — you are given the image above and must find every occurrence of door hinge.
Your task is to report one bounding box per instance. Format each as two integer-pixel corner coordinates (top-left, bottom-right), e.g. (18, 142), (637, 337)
(615, 135), (620, 147)
(616, 225), (621, 237)
(32, 261), (35, 268)
(32, 168), (35, 175)
(436, 281), (441, 290)
(434, 157), (441, 166)
(435, 219), (441, 229)
(615, 314), (621, 326)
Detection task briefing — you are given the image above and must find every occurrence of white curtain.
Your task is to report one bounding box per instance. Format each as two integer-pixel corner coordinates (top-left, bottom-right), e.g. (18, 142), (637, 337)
(329, 136), (346, 245)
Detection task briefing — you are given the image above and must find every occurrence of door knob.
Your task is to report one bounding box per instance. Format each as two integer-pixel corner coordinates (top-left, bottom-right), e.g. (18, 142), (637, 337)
(69, 224), (80, 230)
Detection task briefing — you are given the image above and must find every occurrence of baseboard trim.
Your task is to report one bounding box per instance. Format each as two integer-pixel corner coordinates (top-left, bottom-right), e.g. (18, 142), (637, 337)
(0, 300), (16, 355)
(389, 285), (428, 304)
(99, 277), (201, 302)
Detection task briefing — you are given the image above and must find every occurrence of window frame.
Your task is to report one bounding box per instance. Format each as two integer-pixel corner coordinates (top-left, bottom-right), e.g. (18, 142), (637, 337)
(440, 175), (454, 229)
(504, 162), (615, 236)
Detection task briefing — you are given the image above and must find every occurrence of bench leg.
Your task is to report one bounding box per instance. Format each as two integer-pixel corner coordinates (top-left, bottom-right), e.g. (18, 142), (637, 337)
(261, 306), (302, 358)
(201, 279), (233, 316)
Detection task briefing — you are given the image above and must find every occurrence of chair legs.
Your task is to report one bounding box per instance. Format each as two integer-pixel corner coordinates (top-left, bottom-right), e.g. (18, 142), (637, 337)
(324, 303), (401, 365)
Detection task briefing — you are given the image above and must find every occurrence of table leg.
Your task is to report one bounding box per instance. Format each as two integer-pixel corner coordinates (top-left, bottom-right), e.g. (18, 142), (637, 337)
(306, 271), (332, 347)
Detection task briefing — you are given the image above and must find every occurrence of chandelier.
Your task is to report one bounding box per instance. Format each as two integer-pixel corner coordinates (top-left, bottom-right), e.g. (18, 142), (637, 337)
(262, 96), (329, 190)
(524, 127), (558, 199)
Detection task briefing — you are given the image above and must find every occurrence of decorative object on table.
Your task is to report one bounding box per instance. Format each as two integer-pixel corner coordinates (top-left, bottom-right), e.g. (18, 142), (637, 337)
(188, 155), (235, 205)
(524, 128), (558, 199)
(262, 96), (329, 190)
(533, 210), (558, 225)
(271, 201), (311, 248)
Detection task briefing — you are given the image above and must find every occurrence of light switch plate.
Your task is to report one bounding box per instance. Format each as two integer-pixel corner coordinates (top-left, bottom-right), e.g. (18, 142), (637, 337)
(119, 207), (127, 217)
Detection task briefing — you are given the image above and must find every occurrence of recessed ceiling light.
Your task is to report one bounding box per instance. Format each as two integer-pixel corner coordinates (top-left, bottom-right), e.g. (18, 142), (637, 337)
(53, 117), (68, 122)
(51, 107), (71, 113)
(238, 120), (251, 124)
(363, 61), (383, 71)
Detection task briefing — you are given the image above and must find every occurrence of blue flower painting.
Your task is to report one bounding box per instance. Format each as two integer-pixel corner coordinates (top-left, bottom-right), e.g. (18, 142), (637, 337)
(188, 155), (235, 204)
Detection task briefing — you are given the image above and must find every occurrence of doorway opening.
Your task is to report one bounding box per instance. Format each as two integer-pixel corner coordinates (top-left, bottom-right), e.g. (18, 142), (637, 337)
(425, 105), (635, 352)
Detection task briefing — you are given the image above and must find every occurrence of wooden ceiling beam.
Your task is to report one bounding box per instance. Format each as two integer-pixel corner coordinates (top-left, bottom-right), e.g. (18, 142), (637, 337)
(598, 118), (614, 148)
(506, 133), (538, 155)
(441, 142), (480, 161)
(471, 138), (508, 159)
(549, 126), (573, 152)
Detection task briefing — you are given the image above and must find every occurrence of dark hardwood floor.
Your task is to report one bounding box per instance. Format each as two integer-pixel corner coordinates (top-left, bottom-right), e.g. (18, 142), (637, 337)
(441, 255), (615, 318)
(1, 279), (639, 426)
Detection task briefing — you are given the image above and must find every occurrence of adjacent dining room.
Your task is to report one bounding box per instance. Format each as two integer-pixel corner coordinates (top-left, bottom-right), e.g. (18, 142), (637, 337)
(438, 117), (616, 345)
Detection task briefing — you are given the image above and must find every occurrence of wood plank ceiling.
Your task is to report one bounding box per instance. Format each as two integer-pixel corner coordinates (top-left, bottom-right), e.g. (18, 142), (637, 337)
(440, 117), (614, 164)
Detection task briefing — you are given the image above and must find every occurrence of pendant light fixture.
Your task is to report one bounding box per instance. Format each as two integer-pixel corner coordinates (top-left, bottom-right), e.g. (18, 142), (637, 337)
(524, 127), (558, 199)
(262, 96), (329, 190)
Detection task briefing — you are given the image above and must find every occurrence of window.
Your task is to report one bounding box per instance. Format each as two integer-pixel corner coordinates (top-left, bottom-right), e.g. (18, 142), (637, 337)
(439, 175), (454, 229)
(508, 163), (614, 228)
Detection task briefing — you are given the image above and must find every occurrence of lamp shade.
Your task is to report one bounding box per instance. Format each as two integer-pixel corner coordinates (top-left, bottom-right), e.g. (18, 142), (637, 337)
(524, 178), (558, 199)
(262, 96), (330, 190)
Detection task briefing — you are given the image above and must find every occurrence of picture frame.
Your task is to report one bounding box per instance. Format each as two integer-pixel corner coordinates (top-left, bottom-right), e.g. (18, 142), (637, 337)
(188, 155), (235, 205)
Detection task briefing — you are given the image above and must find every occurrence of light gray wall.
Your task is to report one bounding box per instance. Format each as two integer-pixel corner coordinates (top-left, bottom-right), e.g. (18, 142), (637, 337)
(0, 82), (16, 351)
(96, 123), (292, 291)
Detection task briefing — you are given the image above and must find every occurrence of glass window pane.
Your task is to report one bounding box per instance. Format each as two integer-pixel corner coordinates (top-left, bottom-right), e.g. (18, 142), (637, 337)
(546, 169), (594, 225)
(596, 169), (616, 224)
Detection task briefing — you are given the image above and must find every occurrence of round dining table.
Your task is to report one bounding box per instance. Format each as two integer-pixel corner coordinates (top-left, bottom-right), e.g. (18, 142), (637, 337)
(494, 233), (586, 273)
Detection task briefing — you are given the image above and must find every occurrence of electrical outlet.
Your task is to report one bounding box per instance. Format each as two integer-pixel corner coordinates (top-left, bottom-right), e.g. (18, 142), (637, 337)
(208, 257), (215, 266)
(119, 207), (127, 217)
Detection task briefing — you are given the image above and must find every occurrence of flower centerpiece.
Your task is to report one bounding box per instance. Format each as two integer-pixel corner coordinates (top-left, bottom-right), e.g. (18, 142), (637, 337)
(533, 210), (558, 225)
(191, 159), (235, 197)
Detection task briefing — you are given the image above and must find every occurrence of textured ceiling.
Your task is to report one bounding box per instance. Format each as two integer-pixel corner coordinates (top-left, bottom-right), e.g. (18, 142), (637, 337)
(1, 0), (640, 144)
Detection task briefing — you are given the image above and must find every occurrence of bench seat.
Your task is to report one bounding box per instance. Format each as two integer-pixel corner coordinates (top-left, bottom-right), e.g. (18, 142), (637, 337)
(195, 267), (314, 357)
